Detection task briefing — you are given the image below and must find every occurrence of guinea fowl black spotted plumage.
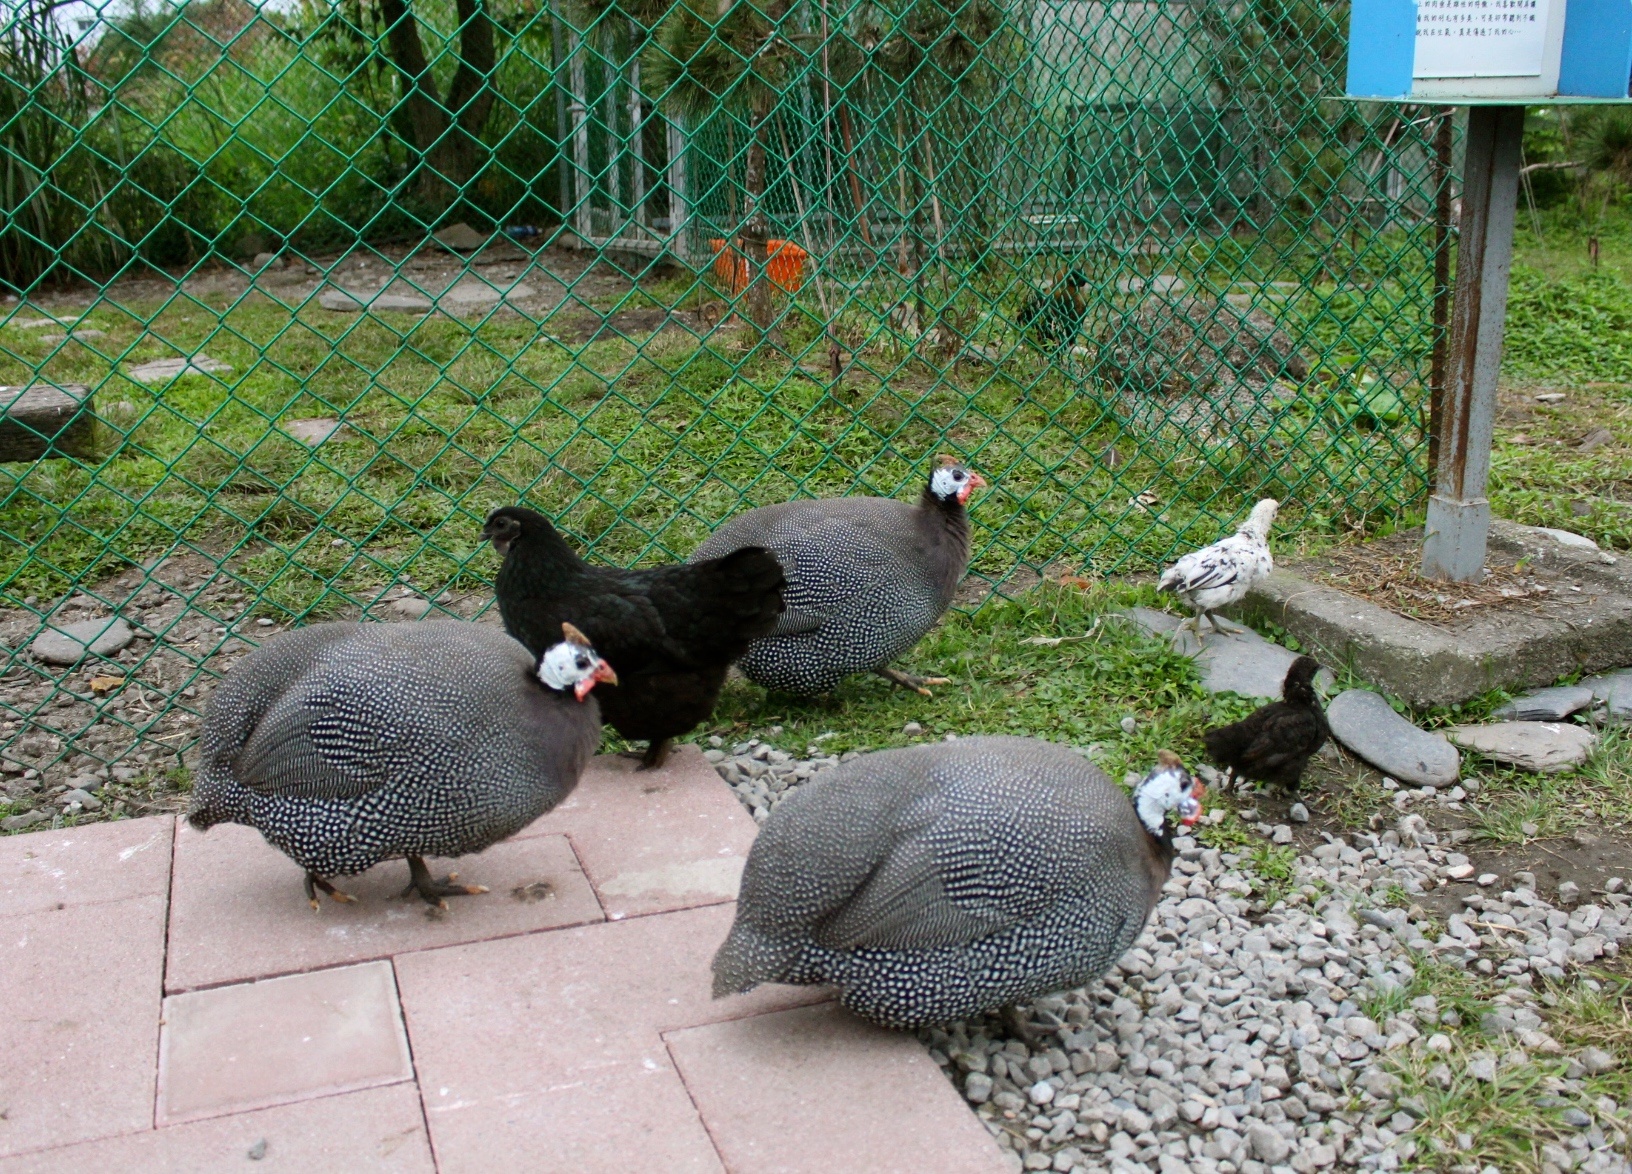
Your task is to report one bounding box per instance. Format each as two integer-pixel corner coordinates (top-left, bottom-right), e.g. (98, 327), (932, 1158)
(482, 505), (786, 769)
(1203, 655), (1329, 793)
(186, 620), (615, 909)
(688, 456), (985, 697)
(711, 737), (1204, 1029)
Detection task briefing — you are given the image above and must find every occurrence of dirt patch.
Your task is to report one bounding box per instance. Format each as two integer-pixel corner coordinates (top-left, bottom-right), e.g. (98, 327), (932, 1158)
(1291, 526), (1613, 626)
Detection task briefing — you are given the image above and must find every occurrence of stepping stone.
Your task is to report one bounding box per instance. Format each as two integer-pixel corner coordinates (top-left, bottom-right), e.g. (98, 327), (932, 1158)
(441, 280), (537, 310)
(29, 617), (134, 665)
(1327, 688), (1460, 787)
(1123, 606), (1329, 700)
(1493, 685), (1596, 722)
(1448, 721), (1597, 773)
(281, 417), (345, 445)
(126, 355), (231, 383)
(40, 328), (106, 342)
(1582, 668), (1632, 723)
(318, 288), (432, 313)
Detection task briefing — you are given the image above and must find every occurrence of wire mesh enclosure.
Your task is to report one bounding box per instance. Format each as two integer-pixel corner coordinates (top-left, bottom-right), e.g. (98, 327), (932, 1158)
(1, 0), (1449, 782)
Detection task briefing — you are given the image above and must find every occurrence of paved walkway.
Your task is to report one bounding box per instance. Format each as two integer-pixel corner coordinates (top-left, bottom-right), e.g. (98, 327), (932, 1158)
(1, 748), (1008, 1172)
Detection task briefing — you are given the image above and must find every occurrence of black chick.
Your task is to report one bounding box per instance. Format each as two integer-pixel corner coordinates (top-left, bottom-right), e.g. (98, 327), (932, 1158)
(1019, 269), (1091, 349)
(1202, 655), (1329, 793)
(482, 506), (786, 770)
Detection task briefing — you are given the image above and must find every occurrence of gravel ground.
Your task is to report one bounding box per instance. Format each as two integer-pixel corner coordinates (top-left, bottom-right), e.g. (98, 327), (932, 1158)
(707, 736), (1632, 1174)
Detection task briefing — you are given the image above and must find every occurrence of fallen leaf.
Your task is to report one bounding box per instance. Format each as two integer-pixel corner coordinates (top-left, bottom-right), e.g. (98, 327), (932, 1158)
(1575, 427), (1613, 453)
(1129, 490), (1160, 510)
(88, 675), (126, 695)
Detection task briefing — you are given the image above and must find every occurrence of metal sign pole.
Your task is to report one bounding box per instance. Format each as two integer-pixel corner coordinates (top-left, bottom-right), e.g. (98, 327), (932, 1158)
(1420, 103), (1525, 583)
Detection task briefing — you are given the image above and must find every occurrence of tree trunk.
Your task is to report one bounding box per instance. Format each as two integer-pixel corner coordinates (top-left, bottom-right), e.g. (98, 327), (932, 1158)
(376, 0), (496, 210)
(741, 103), (773, 333)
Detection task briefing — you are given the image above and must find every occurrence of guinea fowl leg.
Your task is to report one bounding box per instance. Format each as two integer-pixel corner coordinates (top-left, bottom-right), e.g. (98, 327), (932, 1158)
(639, 738), (672, 771)
(1001, 1004), (1045, 1049)
(401, 855), (489, 910)
(874, 666), (952, 697)
(303, 872), (356, 911)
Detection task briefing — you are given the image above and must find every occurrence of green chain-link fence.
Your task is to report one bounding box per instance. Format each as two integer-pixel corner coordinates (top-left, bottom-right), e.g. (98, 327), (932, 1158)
(1, 0), (1450, 791)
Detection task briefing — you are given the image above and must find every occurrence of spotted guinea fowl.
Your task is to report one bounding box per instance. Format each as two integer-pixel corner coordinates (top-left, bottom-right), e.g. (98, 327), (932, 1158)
(483, 506), (785, 770)
(1204, 655), (1329, 794)
(688, 456), (985, 697)
(187, 620), (615, 909)
(712, 737), (1204, 1030)
(1158, 498), (1278, 642)
(1019, 269), (1091, 350)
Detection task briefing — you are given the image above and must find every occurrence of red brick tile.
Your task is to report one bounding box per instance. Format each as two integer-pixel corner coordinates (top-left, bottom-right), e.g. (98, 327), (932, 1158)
(0, 1085), (433, 1173)
(395, 903), (827, 1172)
(0, 816), (172, 917)
(527, 746), (755, 919)
(0, 896), (167, 1158)
(156, 961), (413, 1125)
(667, 1003), (1012, 1174)
(164, 823), (603, 991)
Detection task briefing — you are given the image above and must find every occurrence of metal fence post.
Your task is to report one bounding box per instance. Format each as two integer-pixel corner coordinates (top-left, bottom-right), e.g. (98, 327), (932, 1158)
(1421, 104), (1523, 584)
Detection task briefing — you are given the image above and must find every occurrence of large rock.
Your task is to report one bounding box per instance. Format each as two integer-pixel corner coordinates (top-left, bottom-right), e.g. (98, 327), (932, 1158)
(1448, 721), (1597, 773)
(1493, 685), (1596, 722)
(1582, 669), (1632, 724)
(1327, 688), (1460, 787)
(30, 617), (134, 665)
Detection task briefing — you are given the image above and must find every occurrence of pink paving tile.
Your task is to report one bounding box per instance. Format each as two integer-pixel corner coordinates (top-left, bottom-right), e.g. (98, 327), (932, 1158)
(527, 746), (755, 919)
(395, 902), (830, 1173)
(0, 1084), (434, 1173)
(668, 1003), (1012, 1174)
(164, 823), (603, 991)
(157, 960), (414, 1125)
(0, 816), (173, 916)
(0, 896), (167, 1159)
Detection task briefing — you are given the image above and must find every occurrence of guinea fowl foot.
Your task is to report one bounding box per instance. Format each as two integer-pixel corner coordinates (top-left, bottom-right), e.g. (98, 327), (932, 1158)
(874, 667), (951, 697)
(303, 872), (357, 911)
(402, 855), (489, 911)
(639, 739), (672, 771)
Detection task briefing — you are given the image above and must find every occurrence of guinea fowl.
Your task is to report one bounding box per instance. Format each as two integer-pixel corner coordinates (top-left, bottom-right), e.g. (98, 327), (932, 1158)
(1204, 655), (1329, 793)
(712, 737), (1204, 1030)
(1019, 269), (1091, 350)
(482, 505), (785, 769)
(1158, 498), (1278, 642)
(187, 621), (615, 910)
(688, 456), (985, 697)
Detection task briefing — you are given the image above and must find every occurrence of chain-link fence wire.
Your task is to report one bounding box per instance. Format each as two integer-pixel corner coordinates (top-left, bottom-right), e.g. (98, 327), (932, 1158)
(0, 0), (1452, 792)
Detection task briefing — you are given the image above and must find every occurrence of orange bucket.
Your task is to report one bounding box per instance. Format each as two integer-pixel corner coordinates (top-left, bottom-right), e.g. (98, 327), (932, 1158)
(708, 238), (808, 294)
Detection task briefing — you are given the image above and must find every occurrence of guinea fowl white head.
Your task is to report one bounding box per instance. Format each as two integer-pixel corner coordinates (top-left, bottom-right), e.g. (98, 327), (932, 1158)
(535, 622), (619, 700)
(928, 456), (985, 505)
(1134, 748), (1205, 835)
(1158, 498), (1279, 643)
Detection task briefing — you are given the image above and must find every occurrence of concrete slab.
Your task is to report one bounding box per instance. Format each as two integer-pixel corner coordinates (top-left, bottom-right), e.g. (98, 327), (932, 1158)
(667, 1002), (1011, 1174)
(394, 903), (829, 1172)
(165, 823), (602, 992)
(0, 896), (167, 1158)
(528, 746), (754, 920)
(0, 815), (171, 916)
(1242, 522), (1632, 708)
(0, 1084), (434, 1173)
(157, 961), (413, 1125)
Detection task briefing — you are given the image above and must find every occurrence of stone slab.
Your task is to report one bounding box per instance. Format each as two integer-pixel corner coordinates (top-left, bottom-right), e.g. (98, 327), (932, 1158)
(1327, 688), (1460, 787)
(0, 896), (167, 1158)
(1447, 721), (1597, 773)
(157, 961), (413, 1125)
(281, 417), (346, 445)
(1582, 668), (1632, 723)
(526, 746), (755, 920)
(1492, 685), (1596, 722)
(1242, 522), (1632, 708)
(394, 903), (830, 1173)
(29, 616), (134, 665)
(1125, 607), (1314, 699)
(165, 822), (603, 992)
(0, 1084), (434, 1173)
(0, 815), (172, 916)
(667, 1002), (1011, 1174)
(0, 382), (96, 462)
(125, 356), (231, 384)
(319, 288), (433, 313)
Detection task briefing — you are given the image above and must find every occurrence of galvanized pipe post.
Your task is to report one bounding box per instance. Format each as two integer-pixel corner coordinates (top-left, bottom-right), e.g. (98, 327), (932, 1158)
(1421, 104), (1524, 583)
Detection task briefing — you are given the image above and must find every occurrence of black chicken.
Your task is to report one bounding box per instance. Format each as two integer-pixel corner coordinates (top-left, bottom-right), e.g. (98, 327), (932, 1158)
(1018, 269), (1091, 349)
(1202, 655), (1329, 794)
(482, 506), (786, 769)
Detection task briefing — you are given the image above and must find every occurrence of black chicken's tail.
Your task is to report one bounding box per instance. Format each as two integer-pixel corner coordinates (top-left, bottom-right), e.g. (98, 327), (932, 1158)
(691, 545), (787, 646)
